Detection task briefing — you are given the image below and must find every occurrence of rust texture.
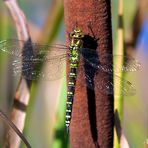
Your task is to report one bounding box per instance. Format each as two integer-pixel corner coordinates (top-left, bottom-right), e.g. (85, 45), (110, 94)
(64, 0), (114, 148)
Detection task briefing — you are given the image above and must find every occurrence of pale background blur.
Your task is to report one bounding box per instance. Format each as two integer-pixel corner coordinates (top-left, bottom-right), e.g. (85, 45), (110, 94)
(0, 0), (148, 148)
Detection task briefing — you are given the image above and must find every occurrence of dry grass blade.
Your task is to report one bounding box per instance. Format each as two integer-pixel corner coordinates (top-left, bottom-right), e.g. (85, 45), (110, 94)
(114, 0), (124, 147)
(4, 0), (30, 40)
(3, 0), (32, 147)
(0, 109), (31, 148)
(114, 110), (130, 148)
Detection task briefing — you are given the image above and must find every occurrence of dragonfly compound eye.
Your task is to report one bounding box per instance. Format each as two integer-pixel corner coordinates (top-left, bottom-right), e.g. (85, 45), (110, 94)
(70, 28), (84, 39)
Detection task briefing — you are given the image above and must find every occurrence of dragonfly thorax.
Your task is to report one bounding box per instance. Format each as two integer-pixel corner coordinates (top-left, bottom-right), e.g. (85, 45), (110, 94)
(70, 28), (84, 48)
(69, 28), (84, 63)
(69, 46), (80, 62)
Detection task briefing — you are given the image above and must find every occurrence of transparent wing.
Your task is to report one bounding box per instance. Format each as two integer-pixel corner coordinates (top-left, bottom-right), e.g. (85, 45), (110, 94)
(0, 39), (141, 72)
(84, 72), (136, 96)
(80, 48), (141, 73)
(0, 39), (140, 83)
(12, 56), (67, 81)
(0, 39), (68, 80)
(76, 55), (136, 96)
(76, 67), (136, 96)
(0, 39), (68, 58)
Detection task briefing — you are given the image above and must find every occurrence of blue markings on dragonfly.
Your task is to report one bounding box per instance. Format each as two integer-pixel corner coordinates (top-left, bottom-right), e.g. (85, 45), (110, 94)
(0, 28), (141, 132)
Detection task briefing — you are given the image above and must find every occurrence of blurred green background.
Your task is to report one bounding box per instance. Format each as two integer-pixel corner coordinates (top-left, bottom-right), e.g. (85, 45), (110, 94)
(0, 0), (148, 148)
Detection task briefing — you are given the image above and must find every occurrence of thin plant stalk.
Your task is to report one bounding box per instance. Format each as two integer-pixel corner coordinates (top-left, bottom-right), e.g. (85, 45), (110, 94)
(0, 7), (9, 39)
(114, 110), (129, 148)
(0, 5), (12, 144)
(0, 109), (31, 148)
(22, 0), (64, 147)
(2, 0), (64, 147)
(3, 0), (31, 147)
(113, 0), (125, 148)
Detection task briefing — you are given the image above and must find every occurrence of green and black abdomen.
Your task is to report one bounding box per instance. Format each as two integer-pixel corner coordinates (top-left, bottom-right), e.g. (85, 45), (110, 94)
(65, 27), (84, 132)
(65, 65), (78, 131)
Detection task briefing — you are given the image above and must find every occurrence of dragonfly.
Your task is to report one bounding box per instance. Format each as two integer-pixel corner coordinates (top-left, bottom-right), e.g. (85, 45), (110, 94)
(0, 28), (141, 132)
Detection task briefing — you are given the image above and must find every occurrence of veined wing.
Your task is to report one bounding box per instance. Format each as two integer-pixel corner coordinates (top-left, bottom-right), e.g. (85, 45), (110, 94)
(12, 54), (67, 81)
(77, 65), (136, 96)
(76, 54), (136, 96)
(0, 39), (68, 80)
(80, 48), (141, 73)
(86, 72), (136, 96)
(0, 39), (68, 59)
(98, 54), (141, 73)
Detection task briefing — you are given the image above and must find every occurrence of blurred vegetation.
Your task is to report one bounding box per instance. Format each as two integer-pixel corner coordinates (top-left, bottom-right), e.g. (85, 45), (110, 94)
(0, 0), (147, 148)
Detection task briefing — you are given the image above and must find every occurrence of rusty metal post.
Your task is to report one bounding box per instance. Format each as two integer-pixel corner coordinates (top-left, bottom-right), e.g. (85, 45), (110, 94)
(64, 0), (114, 148)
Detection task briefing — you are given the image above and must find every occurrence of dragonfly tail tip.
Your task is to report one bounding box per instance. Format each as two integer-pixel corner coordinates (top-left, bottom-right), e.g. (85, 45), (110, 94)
(66, 126), (70, 134)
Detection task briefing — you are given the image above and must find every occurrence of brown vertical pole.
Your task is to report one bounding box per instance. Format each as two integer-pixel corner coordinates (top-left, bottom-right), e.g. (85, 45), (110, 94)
(64, 0), (114, 148)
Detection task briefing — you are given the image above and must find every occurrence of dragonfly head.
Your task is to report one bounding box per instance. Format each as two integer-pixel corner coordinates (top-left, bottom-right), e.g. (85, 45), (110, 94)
(70, 28), (84, 39)
(70, 28), (84, 48)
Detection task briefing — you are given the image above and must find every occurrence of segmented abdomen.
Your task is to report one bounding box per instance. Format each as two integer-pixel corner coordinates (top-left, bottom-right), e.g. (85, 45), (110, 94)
(65, 64), (78, 132)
